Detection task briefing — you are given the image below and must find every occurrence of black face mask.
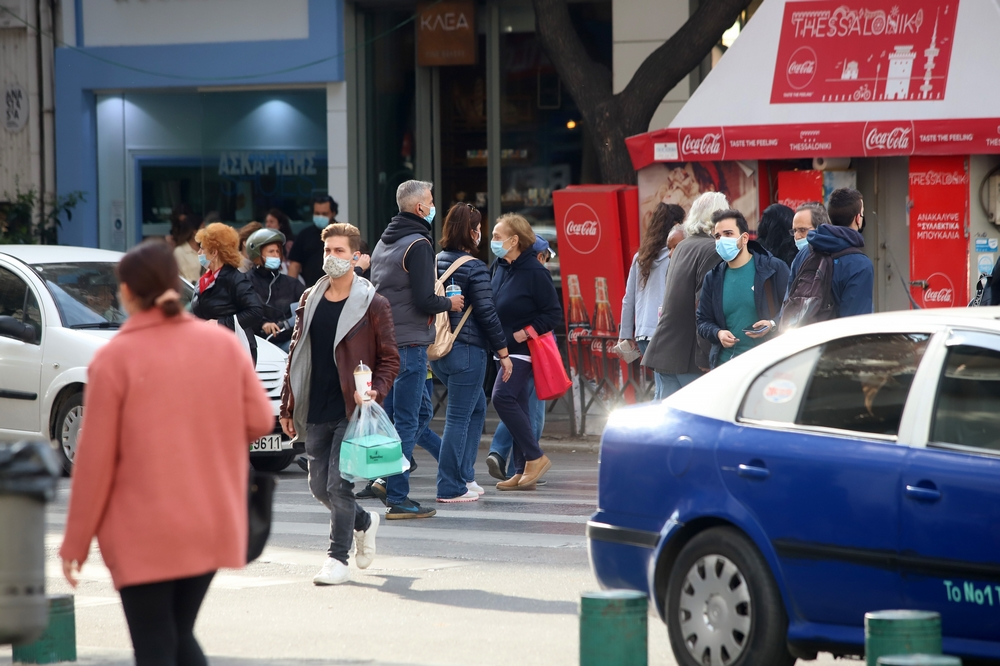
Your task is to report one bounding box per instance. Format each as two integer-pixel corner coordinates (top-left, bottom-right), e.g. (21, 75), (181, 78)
(858, 214), (866, 234)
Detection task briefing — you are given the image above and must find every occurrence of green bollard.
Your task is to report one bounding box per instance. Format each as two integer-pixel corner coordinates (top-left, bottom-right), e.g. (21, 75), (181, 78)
(865, 610), (942, 666)
(12, 594), (77, 665)
(878, 655), (961, 665)
(580, 590), (647, 666)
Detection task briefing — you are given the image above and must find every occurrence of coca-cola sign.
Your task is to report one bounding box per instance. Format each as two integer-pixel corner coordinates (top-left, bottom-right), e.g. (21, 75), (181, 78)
(862, 122), (915, 156)
(679, 129), (725, 159)
(919, 272), (956, 308)
(561, 203), (602, 255)
(785, 46), (817, 90)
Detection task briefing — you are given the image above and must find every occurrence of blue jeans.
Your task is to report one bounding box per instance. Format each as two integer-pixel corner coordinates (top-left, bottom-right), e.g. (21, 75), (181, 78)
(385, 345), (433, 505)
(490, 377), (545, 477)
(430, 343), (487, 499)
(384, 378), (440, 462)
(654, 371), (702, 400)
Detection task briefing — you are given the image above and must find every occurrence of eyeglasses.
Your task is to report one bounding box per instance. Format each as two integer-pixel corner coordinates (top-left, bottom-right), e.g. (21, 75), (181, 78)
(789, 228), (813, 237)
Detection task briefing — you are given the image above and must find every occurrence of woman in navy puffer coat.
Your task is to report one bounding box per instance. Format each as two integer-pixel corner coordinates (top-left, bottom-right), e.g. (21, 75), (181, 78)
(430, 204), (513, 502)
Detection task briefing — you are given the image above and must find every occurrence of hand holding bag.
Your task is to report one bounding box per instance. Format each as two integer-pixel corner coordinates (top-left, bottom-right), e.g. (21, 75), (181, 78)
(524, 325), (572, 400)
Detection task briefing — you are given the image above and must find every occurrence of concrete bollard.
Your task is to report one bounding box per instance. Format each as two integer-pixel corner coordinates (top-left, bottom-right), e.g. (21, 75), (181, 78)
(865, 610), (942, 666)
(579, 590), (647, 666)
(878, 656), (961, 665)
(11, 594), (77, 665)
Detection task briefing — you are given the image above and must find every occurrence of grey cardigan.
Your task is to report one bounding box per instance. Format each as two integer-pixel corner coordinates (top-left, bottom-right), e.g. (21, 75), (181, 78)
(620, 248), (670, 340)
(640, 233), (723, 374)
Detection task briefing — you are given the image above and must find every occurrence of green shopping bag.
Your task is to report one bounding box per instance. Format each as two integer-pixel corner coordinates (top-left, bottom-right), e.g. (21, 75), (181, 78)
(339, 400), (408, 481)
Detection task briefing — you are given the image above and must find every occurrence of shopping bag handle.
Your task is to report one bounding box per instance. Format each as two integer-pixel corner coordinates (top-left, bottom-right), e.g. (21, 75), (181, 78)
(524, 325), (539, 340)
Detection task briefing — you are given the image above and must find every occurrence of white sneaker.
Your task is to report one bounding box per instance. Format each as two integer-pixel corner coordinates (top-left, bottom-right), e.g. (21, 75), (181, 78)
(353, 510), (379, 570)
(313, 557), (350, 585)
(438, 489), (480, 503)
(467, 481), (485, 495)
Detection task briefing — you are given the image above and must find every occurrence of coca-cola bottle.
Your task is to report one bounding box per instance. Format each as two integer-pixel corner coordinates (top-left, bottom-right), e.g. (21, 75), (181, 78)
(591, 277), (620, 393)
(565, 274), (594, 382)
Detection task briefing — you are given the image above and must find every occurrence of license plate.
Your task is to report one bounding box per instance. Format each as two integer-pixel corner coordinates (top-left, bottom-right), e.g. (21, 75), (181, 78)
(251, 434), (283, 452)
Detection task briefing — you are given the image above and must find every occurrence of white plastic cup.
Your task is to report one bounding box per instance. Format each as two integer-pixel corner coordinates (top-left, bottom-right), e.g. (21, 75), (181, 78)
(354, 362), (372, 400)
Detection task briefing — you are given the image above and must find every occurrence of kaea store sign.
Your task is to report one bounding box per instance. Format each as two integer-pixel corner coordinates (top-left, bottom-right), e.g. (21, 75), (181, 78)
(417, 1), (476, 67)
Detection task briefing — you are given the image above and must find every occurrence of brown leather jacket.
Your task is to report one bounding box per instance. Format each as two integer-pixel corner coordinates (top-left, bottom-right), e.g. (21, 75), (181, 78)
(280, 284), (399, 421)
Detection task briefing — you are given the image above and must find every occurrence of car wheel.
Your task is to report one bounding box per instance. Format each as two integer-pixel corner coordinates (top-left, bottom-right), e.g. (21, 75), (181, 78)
(666, 526), (794, 666)
(54, 392), (84, 475)
(250, 452), (295, 472)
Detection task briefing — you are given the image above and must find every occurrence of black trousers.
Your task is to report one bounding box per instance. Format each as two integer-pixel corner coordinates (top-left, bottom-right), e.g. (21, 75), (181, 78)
(118, 571), (215, 666)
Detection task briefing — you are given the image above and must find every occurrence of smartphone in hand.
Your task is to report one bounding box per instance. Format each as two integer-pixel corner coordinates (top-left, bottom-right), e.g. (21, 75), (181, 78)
(742, 324), (770, 335)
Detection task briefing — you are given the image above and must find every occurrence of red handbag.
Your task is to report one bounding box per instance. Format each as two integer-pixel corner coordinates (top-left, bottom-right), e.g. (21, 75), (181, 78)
(524, 325), (572, 400)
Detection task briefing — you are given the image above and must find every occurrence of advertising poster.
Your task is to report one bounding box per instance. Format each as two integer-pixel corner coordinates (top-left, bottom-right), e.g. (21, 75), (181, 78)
(637, 161), (759, 236)
(908, 155), (969, 308)
(771, 1), (958, 104)
(777, 170), (823, 210)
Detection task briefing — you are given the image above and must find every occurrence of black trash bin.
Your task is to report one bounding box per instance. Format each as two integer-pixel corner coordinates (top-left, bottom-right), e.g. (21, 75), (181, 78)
(0, 441), (60, 645)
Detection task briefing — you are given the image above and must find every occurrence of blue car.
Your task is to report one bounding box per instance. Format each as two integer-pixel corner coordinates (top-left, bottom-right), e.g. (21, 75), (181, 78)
(588, 309), (1000, 666)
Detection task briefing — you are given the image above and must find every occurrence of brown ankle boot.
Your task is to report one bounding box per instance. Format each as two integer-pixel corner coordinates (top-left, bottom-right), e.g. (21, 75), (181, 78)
(496, 474), (523, 491)
(519, 455), (551, 487)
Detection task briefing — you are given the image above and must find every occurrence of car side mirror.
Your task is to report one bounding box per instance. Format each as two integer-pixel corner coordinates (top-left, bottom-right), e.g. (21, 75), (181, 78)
(0, 315), (36, 344)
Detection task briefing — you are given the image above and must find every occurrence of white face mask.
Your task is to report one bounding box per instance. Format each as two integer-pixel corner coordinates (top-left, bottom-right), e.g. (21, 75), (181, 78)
(323, 254), (353, 279)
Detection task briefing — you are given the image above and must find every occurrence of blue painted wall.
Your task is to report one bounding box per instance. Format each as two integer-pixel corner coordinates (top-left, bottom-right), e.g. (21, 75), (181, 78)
(55, 0), (344, 247)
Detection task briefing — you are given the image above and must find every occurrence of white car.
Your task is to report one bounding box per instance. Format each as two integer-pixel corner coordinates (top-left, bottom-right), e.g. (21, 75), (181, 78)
(0, 245), (297, 472)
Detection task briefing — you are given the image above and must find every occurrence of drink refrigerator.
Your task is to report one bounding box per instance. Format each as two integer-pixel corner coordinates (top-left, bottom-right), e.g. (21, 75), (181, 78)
(553, 185), (640, 431)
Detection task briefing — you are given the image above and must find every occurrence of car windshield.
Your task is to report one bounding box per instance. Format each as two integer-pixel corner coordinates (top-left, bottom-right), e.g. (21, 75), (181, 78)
(32, 262), (194, 329)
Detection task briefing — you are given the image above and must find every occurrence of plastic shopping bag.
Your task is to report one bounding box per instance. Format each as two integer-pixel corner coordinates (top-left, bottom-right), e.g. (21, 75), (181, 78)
(339, 400), (408, 482)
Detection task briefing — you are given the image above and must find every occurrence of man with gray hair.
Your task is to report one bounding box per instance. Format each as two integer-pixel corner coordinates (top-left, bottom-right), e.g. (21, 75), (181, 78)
(792, 202), (830, 253)
(641, 191), (729, 398)
(369, 180), (463, 519)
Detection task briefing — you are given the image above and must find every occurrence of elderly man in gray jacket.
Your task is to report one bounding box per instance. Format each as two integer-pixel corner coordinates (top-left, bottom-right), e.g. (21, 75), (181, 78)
(641, 192), (729, 398)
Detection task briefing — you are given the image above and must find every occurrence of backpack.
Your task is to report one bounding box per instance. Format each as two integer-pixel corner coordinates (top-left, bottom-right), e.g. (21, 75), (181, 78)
(780, 246), (864, 332)
(969, 273), (994, 307)
(427, 255), (476, 361)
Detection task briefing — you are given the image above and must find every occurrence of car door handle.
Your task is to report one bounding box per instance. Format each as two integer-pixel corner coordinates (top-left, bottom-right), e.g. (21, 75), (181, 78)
(737, 464), (771, 480)
(905, 485), (941, 502)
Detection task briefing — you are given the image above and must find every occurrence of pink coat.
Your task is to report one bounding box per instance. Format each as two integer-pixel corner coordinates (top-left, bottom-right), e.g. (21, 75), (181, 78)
(60, 309), (274, 589)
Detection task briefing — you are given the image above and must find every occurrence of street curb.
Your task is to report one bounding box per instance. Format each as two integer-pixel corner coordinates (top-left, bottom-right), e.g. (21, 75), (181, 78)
(477, 435), (601, 453)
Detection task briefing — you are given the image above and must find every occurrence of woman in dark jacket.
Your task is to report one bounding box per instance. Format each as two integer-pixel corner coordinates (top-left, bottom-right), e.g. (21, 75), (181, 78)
(430, 204), (513, 502)
(489, 213), (562, 492)
(245, 228), (306, 352)
(192, 222), (264, 366)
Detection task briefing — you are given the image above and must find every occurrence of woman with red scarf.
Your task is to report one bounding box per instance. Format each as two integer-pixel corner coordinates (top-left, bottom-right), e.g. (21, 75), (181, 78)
(192, 223), (264, 365)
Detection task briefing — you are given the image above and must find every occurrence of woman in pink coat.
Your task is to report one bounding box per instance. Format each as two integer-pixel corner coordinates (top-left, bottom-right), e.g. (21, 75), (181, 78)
(60, 241), (274, 666)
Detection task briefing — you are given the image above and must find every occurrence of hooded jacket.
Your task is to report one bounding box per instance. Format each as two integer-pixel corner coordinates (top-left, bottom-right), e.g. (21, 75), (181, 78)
(621, 248), (669, 339)
(490, 250), (563, 357)
(370, 212), (452, 346)
(786, 224), (874, 318)
(248, 265), (306, 344)
(436, 249), (507, 353)
(696, 241), (790, 368)
(279, 275), (399, 441)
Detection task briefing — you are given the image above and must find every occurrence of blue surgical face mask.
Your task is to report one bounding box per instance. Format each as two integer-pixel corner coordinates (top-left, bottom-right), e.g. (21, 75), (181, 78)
(423, 205), (436, 225)
(715, 237), (741, 263)
(264, 256), (282, 271)
(198, 253), (211, 269)
(795, 237), (810, 252)
(313, 215), (329, 229)
(491, 239), (509, 259)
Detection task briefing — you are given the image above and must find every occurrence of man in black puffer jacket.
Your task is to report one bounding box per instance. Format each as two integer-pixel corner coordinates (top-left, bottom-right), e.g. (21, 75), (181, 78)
(430, 203), (512, 502)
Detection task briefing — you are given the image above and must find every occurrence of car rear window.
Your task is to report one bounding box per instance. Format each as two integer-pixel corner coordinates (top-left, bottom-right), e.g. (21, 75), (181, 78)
(741, 333), (930, 437)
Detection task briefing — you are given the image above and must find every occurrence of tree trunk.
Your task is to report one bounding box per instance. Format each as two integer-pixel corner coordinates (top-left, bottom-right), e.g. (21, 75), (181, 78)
(532, 0), (753, 184)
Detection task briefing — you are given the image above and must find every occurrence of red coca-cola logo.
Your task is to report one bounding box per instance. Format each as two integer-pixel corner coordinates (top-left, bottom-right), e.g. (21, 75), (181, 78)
(919, 272), (956, 308)
(561, 203), (602, 255)
(680, 132), (724, 158)
(863, 122), (915, 156)
(786, 46), (817, 90)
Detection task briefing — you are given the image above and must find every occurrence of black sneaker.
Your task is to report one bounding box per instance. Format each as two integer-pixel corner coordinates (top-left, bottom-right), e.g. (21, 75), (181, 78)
(486, 452), (508, 482)
(386, 498), (436, 520)
(354, 481), (377, 499)
(408, 456), (417, 473)
(369, 478), (388, 506)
